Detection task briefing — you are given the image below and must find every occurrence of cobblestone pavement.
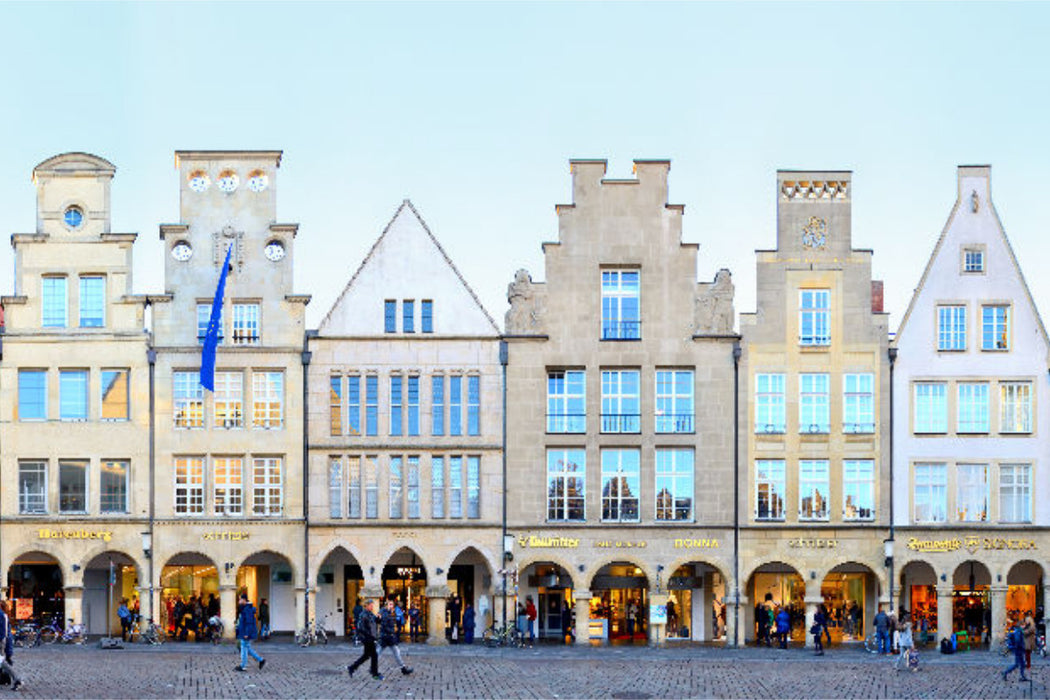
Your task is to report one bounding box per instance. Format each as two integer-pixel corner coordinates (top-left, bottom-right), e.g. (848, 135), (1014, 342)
(3, 641), (1048, 699)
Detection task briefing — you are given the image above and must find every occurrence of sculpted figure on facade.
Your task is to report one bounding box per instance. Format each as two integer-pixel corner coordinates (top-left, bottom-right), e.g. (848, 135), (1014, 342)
(505, 268), (546, 334)
(694, 268), (735, 335)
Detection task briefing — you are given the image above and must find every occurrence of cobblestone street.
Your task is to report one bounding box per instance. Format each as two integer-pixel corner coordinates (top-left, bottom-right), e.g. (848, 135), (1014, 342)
(3, 642), (1047, 699)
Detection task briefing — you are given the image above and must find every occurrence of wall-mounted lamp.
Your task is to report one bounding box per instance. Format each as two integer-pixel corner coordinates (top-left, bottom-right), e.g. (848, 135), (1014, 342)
(72, 564), (81, 572)
(940, 573), (947, 582)
(141, 531), (152, 560)
(883, 538), (894, 569)
(224, 562), (235, 574)
(435, 568), (444, 576)
(369, 566), (375, 576)
(998, 574), (1003, 583)
(578, 564), (585, 573)
(810, 571), (816, 580)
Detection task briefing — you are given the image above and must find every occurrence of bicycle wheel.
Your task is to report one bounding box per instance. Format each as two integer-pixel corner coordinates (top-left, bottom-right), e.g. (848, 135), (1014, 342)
(510, 627), (524, 648)
(295, 629), (312, 647)
(482, 628), (499, 648)
(37, 627), (58, 645)
(864, 634), (879, 654)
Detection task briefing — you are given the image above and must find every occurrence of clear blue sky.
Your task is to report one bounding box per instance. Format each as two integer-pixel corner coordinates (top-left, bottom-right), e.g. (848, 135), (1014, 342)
(2, 2), (1048, 330)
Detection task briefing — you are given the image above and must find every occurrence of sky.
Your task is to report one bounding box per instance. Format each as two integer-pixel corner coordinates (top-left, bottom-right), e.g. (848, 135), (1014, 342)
(1, 1), (1048, 332)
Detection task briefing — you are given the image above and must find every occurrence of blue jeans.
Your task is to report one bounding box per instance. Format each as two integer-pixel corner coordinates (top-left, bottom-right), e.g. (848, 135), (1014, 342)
(1005, 649), (1027, 679)
(877, 630), (890, 654)
(239, 638), (263, 668)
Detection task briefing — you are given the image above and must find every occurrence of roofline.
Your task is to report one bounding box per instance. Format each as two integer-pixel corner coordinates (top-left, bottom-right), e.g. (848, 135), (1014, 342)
(174, 150), (283, 167)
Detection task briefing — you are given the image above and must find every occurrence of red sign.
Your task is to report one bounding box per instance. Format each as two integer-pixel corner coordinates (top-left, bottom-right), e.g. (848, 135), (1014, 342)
(14, 599), (32, 620)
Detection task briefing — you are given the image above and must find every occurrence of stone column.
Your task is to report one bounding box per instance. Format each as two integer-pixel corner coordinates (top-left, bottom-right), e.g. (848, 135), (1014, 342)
(573, 591), (592, 646)
(220, 584), (238, 639)
(295, 585), (307, 633)
(803, 596), (822, 649)
(936, 584), (953, 643)
(725, 593), (745, 647)
(426, 586), (449, 645)
(64, 586), (84, 632)
(990, 584), (1008, 647)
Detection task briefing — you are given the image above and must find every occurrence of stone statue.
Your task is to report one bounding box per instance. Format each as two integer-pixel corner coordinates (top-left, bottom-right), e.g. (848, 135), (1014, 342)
(505, 268), (545, 334)
(694, 269), (734, 334)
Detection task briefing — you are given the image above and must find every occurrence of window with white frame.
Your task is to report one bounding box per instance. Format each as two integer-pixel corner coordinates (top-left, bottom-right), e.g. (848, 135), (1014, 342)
(389, 456), (403, 518)
(601, 269), (641, 340)
(964, 248), (984, 273)
(101, 369), (129, 421)
(843, 459), (874, 521)
(937, 305), (966, 351)
(547, 370), (585, 433)
(656, 370), (694, 433)
(799, 373), (830, 433)
(547, 448), (585, 521)
(981, 305), (1010, 350)
(18, 461), (47, 514)
(449, 456), (463, 519)
(799, 289), (830, 346)
(384, 300), (396, 333)
(365, 376), (378, 436)
(449, 376), (462, 436)
(214, 371), (243, 428)
(843, 373), (874, 433)
(348, 456), (362, 519)
(329, 376), (342, 436)
(956, 463), (987, 522)
(252, 371), (283, 429)
(407, 456), (420, 519)
(655, 448), (694, 521)
(755, 373), (785, 433)
(174, 457), (205, 515)
(252, 457), (282, 516)
(197, 303), (223, 344)
(232, 302), (260, 345)
(999, 463), (1031, 523)
(431, 375), (445, 436)
(914, 382), (947, 433)
(403, 300), (415, 333)
(213, 457), (243, 516)
(601, 369), (641, 433)
(954, 382), (988, 433)
(755, 460), (785, 520)
(1000, 381), (1032, 433)
(364, 455), (378, 519)
(347, 375), (361, 436)
(601, 449), (640, 522)
(18, 369), (47, 421)
(390, 376), (403, 437)
(913, 462), (947, 523)
(79, 275), (105, 328)
(431, 456), (445, 518)
(42, 276), (67, 327)
(59, 369), (88, 421)
(408, 376), (420, 436)
(100, 460), (128, 513)
(467, 456), (481, 519)
(328, 458), (343, 518)
(59, 460), (87, 513)
(173, 371), (204, 428)
(799, 460), (829, 520)
(421, 300), (433, 333)
(467, 375), (480, 436)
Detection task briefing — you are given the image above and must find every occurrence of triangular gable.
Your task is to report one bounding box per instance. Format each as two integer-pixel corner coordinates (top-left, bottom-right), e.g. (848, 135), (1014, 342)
(318, 200), (499, 336)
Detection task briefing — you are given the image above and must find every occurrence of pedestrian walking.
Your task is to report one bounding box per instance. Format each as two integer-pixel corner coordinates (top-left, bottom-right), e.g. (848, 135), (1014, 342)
(1003, 618), (1028, 682)
(234, 594), (266, 672)
(812, 606), (826, 655)
(894, 614), (915, 672)
(408, 602), (421, 642)
(378, 599), (414, 676)
(1023, 613), (1036, 669)
(348, 599), (381, 680)
(117, 598), (133, 642)
(820, 604), (832, 648)
(258, 598), (270, 641)
(776, 606), (790, 649)
(0, 601), (24, 691)
(462, 603), (475, 644)
(526, 596), (538, 647)
(874, 606), (890, 654)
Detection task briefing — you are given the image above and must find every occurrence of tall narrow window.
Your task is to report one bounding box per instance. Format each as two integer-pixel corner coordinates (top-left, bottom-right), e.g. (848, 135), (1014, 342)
(913, 463), (947, 523)
(174, 457), (204, 515)
(366, 376), (379, 436)
(19, 461), (47, 514)
(18, 369), (47, 421)
(1000, 382), (1032, 433)
(59, 460), (88, 513)
(937, 305), (966, 351)
(59, 369), (88, 421)
(79, 275), (105, 327)
(252, 457), (282, 516)
(843, 373), (874, 434)
(655, 449), (694, 521)
(957, 382), (989, 433)
(431, 456), (445, 518)
(214, 371), (243, 428)
(799, 289), (830, 346)
(546, 449), (585, 522)
(232, 303), (260, 345)
(431, 375), (445, 436)
(100, 369), (129, 421)
(390, 376), (403, 436)
(982, 305), (1010, 350)
(914, 382), (947, 433)
(600, 449), (640, 522)
(384, 300), (396, 333)
(213, 457), (243, 516)
(389, 456), (403, 518)
(252, 371), (283, 429)
(999, 464), (1031, 523)
(403, 300), (415, 333)
(843, 460), (874, 521)
(421, 300), (433, 333)
(601, 369), (641, 433)
(956, 463), (987, 522)
(449, 376), (462, 436)
(467, 375), (480, 436)
(655, 370), (694, 433)
(42, 276), (67, 327)
(407, 375), (420, 436)
(100, 460), (128, 513)
(601, 269), (640, 340)
(755, 460), (785, 520)
(449, 456), (463, 519)
(755, 373), (785, 433)
(197, 303), (223, 344)
(799, 460), (829, 520)
(364, 455), (378, 519)
(348, 456), (362, 519)
(547, 370), (585, 433)
(467, 456), (480, 519)
(347, 375), (361, 436)
(173, 371), (204, 428)
(329, 376), (343, 436)
(799, 373), (830, 433)
(407, 456), (420, 519)
(328, 458), (343, 518)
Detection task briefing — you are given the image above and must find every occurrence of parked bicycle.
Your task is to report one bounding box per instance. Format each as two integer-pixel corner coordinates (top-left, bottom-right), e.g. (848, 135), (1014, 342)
(129, 616), (164, 645)
(864, 633), (880, 654)
(295, 613), (331, 647)
(483, 621), (524, 649)
(12, 621), (38, 648)
(34, 615), (63, 645)
(59, 618), (86, 644)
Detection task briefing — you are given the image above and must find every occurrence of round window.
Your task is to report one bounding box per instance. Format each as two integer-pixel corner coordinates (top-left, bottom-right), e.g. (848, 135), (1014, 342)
(64, 206), (84, 229)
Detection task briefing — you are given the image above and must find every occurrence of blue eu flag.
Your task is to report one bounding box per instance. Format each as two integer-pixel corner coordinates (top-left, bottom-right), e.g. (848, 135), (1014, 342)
(200, 246), (232, 391)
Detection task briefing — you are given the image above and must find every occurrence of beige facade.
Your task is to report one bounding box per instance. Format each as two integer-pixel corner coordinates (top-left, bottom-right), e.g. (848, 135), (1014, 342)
(0, 153), (150, 635)
(504, 160), (738, 645)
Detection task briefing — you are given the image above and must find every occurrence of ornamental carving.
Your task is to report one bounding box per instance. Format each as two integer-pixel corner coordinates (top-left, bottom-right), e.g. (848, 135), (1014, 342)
(694, 269), (734, 335)
(505, 268), (546, 334)
(781, 180), (849, 200)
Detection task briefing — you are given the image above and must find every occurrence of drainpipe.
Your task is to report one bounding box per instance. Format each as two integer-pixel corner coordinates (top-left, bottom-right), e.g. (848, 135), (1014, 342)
(302, 341), (312, 630)
(499, 340), (509, 629)
(732, 340), (742, 647)
(147, 344), (156, 623)
(887, 347), (897, 611)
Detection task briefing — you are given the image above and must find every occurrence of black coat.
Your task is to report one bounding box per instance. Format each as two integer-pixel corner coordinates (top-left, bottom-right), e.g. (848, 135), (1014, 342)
(356, 610), (377, 642)
(379, 609), (398, 646)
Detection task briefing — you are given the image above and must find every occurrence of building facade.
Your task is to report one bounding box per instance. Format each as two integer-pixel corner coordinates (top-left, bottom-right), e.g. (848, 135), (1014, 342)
(504, 160), (738, 646)
(891, 166), (1050, 648)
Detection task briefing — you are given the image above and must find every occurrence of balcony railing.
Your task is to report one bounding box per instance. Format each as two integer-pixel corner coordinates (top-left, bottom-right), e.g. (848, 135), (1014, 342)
(601, 320), (641, 341)
(655, 414), (694, 433)
(600, 413), (641, 433)
(546, 413), (586, 433)
(844, 422), (875, 434)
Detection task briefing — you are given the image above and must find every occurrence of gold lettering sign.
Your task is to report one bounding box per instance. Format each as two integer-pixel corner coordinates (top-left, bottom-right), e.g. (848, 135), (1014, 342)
(596, 540), (648, 549)
(202, 532), (251, 541)
(907, 536), (1036, 553)
(787, 538), (838, 549)
(673, 538), (720, 549)
(517, 535), (579, 548)
(38, 528), (112, 542)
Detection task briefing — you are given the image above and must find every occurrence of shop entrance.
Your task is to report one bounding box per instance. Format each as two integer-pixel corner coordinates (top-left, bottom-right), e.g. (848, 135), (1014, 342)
(1006, 560), (1044, 623)
(82, 552), (139, 636)
(748, 562), (805, 644)
(448, 547), (494, 637)
(953, 560), (991, 648)
(666, 562), (726, 642)
(239, 551), (295, 634)
(160, 553), (218, 641)
(313, 547), (362, 638)
(590, 562), (648, 645)
(900, 561), (938, 642)
(519, 562), (574, 643)
(7, 552), (63, 625)
(382, 547), (427, 642)
(819, 563), (876, 644)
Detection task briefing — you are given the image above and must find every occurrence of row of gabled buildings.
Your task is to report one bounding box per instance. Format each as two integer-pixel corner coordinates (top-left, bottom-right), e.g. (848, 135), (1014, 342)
(0, 151), (1045, 650)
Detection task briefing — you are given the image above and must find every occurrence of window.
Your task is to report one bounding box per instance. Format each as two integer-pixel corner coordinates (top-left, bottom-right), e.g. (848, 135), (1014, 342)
(956, 463), (987, 522)
(799, 373), (830, 433)
(389, 456), (403, 518)
(656, 370), (694, 433)
(329, 376), (342, 436)
(100, 460), (128, 513)
(407, 376), (420, 436)
(601, 369), (640, 433)
(79, 276), (105, 327)
(547, 449), (585, 521)
(407, 456), (420, 519)
(799, 289), (830, 346)
(403, 300), (414, 333)
(252, 457), (282, 516)
(431, 375), (445, 436)
(365, 376), (378, 436)
(999, 464), (1031, 523)
(421, 300), (433, 333)
(467, 456), (480, 519)
(364, 456), (378, 519)
(799, 460), (829, 520)
(214, 371), (243, 428)
(348, 456), (362, 519)
(449, 456), (463, 519)
(101, 369), (129, 421)
(59, 369), (88, 421)
(449, 376), (462, 436)
(1000, 382), (1032, 433)
(432, 456), (445, 518)
(174, 371), (204, 428)
(601, 449), (640, 522)
(547, 370), (585, 433)
(384, 300), (396, 333)
(174, 457), (205, 515)
(913, 463), (947, 523)
(843, 373), (874, 433)
(655, 449), (694, 521)
(252, 371), (283, 429)
(937, 305), (966, 351)
(42, 276), (67, 327)
(755, 373), (785, 433)
(59, 460), (87, 513)
(390, 376), (403, 436)
(18, 461), (47, 514)
(957, 383), (989, 433)
(197, 303), (223, 344)
(964, 248), (984, 273)
(328, 458), (343, 518)
(914, 382), (947, 433)
(347, 375), (361, 436)
(232, 303), (260, 345)
(213, 457), (243, 516)
(467, 375), (480, 436)
(982, 305), (1009, 350)
(755, 460), (785, 520)
(601, 269), (641, 340)
(843, 460), (874, 521)
(18, 370), (47, 421)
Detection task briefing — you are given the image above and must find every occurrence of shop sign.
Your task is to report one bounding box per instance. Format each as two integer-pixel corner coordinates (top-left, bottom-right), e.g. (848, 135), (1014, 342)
(673, 538), (720, 549)
(202, 531), (251, 541)
(596, 540), (647, 549)
(517, 535), (580, 548)
(787, 537), (837, 549)
(906, 536), (1037, 554)
(38, 528), (112, 542)
(395, 567), (423, 579)
(14, 599), (32, 621)
(650, 604), (667, 626)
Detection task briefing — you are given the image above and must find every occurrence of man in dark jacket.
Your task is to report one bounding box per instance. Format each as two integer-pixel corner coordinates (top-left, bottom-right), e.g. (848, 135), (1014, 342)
(348, 599), (382, 680)
(0, 601), (23, 690)
(874, 607), (891, 654)
(378, 599), (413, 675)
(234, 594), (265, 672)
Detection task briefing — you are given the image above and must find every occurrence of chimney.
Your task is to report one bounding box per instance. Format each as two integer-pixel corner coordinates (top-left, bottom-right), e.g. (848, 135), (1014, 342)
(871, 280), (884, 314)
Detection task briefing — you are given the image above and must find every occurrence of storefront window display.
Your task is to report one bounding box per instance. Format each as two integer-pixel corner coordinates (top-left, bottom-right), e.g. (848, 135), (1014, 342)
(382, 565), (427, 639)
(590, 563), (648, 643)
(909, 585), (938, 640)
(7, 561), (63, 623)
(751, 571), (805, 641)
(160, 564), (219, 639)
(1006, 585), (1038, 621)
(665, 566), (725, 641)
(820, 573), (866, 642)
(953, 588), (988, 647)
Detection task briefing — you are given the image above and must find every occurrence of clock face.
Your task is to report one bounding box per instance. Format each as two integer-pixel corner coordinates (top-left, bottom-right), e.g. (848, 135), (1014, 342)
(801, 216), (828, 249)
(264, 240), (285, 262)
(247, 171), (268, 192)
(217, 172), (239, 193)
(188, 172), (210, 193)
(171, 241), (193, 262)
